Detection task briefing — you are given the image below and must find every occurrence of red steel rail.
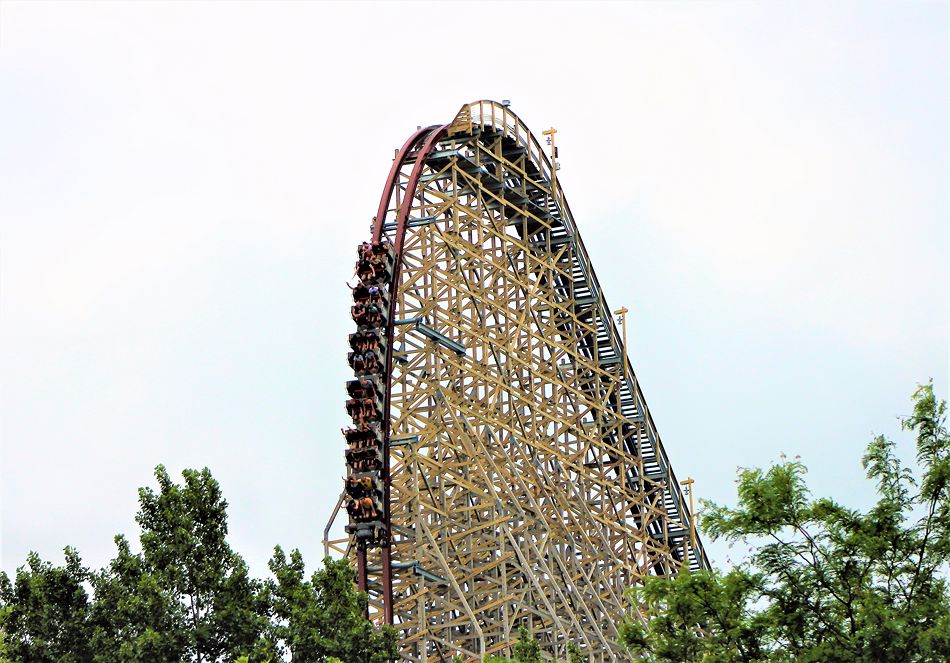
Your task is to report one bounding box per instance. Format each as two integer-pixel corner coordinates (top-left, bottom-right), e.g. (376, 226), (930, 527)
(359, 123), (448, 623)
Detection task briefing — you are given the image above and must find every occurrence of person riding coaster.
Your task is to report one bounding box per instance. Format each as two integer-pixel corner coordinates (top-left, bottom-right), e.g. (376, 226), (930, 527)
(343, 423), (382, 445)
(352, 283), (388, 308)
(346, 349), (383, 375)
(351, 302), (384, 328)
(346, 376), (382, 401)
(345, 452), (382, 474)
(345, 473), (379, 495)
(346, 495), (379, 521)
(355, 240), (394, 285)
(349, 329), (385, 354)
(344, 444), (382, 466)
(344, 436), (374, 451)
(345, 397), (381, 425)
(349, 457), (381, 473)
(357, 239), (393, 262)
(347, 349), (382, 376)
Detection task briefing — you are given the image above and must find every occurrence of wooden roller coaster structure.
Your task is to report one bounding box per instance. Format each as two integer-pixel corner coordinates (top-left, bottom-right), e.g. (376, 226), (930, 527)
(325, 100), (709, 662)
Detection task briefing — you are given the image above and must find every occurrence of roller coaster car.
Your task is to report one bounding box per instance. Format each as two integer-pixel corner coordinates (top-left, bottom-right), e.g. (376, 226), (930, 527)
(355, 242), (395, 285)
(345, 495), (382, 521)
(351, 302), (386, 328)
(345, 397), (383, 425)
(343, 421), (382, 442)
(357, 239), (394, 264)
(347, 349), (383, 376)
(345, 443), (383, 465)
(351, 459), (381, 473)
(346, 376), (383, 402)
(352, 284), (390, 309)
(344, 437), (376, 452)
(345, 473), (382, 498)
(356, 261), (390, 287)
(348, 329), (387, 355)
(346, 453), (383, 474)
(345, 520), (387, 544)
(343, 422), (383, 445)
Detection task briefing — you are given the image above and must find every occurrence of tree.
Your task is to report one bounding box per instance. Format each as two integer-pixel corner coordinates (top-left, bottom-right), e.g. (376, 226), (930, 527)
(90, 465), (274, 663)
(566, 642), (585, 663)
(621, 383), (950, 663)
(0, 548), (92, 663)
(0, 605), (10, 663)
(0, 467), (273, 663)
(88, 534), (188, 662)
(0, 466), (398, 663)
(483, 627), (580, 663)
(511, 627), (542, 663)
(268, 548), (398, 663)
(0, 466), (395, 663)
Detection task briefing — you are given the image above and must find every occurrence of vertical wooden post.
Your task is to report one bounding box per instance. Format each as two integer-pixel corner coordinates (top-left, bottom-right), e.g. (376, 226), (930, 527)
(679, 477), (697, 554)
(356, 546), (369, 618)
(542, 127), (558, 189)
(382, 545), (394, 624)
(614, 307), (630, 355)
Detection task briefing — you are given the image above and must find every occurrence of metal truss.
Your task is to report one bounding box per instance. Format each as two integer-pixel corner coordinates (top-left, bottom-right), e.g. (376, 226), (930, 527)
(325, 100), (709, 663)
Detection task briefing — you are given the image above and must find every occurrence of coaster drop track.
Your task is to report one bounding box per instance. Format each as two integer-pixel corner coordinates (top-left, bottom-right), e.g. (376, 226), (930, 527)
(325, 100), (709, 663)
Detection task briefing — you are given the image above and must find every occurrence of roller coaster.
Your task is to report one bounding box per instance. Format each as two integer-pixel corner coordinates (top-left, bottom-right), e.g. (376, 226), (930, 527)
(324, 100), (708, 662)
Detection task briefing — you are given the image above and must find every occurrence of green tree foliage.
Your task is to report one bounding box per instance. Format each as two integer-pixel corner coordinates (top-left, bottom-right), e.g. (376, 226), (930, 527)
(511, 627), (542, 663)
(483, 628), (540, 663)
(88, 534), (189, 661)
(483, 627), (587, 663)
(268, 549), (398, 663)
(86, 465), (274, 663)
(0, 606), (10, 663)
(0, 467), (394, 663)
(4, 384), (948, 663)
(132, 466), (272, 662)
(621, 383), (950, 663)
(0, 548), (92, 662)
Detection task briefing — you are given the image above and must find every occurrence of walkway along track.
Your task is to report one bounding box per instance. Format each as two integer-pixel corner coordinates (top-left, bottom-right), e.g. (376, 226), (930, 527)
(327, 101), (709, 663)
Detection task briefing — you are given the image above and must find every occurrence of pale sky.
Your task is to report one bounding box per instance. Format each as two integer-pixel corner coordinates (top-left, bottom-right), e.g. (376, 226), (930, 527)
(1, 1), (947, 578)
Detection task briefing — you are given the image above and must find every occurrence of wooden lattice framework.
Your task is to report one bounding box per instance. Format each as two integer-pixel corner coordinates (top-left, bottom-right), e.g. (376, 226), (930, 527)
(326, 100), (708, 663)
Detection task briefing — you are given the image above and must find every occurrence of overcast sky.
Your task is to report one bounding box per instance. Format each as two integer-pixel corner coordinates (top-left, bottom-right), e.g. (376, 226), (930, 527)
(2, 1), (947, 579)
